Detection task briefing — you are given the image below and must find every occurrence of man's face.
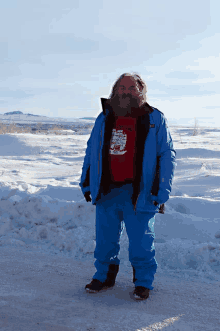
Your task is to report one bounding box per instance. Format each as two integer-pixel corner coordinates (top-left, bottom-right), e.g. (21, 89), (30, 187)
(111, 76), (143, 116)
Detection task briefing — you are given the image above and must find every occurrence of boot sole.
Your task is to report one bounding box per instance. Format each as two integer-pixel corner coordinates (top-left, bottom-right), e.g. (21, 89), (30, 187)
(85, 288), (99, 293)
(85, 285), (114, 293)
(133, 289), (150, 300)
(133, 293), (148, 300)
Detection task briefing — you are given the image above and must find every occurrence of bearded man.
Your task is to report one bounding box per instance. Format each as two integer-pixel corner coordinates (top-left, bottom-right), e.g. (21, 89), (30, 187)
(79, 73), (176, 300)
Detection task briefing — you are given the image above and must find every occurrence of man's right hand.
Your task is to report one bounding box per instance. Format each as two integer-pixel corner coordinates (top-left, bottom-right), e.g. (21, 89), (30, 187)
(84, 191), (92, 202)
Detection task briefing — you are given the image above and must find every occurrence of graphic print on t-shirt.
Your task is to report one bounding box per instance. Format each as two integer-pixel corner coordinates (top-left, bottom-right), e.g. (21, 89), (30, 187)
(109, 129), (127, 155)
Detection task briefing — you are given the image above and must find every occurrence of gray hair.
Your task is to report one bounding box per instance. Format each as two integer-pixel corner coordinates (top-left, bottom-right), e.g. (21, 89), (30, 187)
(109, 72), (148, 102)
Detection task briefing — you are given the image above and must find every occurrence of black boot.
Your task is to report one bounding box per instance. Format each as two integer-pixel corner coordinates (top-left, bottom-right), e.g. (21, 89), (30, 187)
(132, 265), (137, 283)
(85, 264), (119, 293)
(132, 265), (150, 300)
(104, 263), (119, 287)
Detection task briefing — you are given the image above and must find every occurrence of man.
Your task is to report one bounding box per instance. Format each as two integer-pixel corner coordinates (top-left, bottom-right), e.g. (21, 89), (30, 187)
(79, 73), (176, 300)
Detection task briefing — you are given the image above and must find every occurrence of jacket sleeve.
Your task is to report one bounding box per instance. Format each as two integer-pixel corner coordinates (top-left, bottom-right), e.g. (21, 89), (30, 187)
(154, 114), (177, 204)
(79, 125), (95, 195)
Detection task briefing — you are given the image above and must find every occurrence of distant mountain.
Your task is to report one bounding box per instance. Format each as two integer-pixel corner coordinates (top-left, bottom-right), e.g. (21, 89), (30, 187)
(27, 113), (41, 117)
(79, 117), (96, 120)
(2, 112), (95, 120)
(3, 111), (43, 117)
(4, 111), (23, 115)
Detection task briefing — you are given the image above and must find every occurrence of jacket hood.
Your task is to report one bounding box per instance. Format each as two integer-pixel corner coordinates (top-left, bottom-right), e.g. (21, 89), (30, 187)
(100, 97), (154, 116)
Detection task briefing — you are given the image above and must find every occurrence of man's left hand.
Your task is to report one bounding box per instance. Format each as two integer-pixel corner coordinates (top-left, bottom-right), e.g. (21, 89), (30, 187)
(151, 194), (162, 205)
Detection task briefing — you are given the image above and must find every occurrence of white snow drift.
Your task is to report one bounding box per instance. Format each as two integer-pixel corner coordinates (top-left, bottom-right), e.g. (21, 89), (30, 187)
(0, 118), (220, 284)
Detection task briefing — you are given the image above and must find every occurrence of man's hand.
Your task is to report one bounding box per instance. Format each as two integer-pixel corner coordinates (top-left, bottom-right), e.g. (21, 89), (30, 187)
(151, 194), (165, 214)
(84, 191), (92, 202)
(151, 194), (165, 205)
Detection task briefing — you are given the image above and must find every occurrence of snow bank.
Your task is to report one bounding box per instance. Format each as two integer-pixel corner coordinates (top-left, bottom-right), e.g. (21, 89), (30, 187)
(0, 184), (219, 283)
(0, 124), (220, 285)
(0, 134), (41, 156)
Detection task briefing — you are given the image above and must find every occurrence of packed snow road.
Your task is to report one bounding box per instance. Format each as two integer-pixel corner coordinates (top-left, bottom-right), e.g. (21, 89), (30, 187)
(0, 245), (219, 331)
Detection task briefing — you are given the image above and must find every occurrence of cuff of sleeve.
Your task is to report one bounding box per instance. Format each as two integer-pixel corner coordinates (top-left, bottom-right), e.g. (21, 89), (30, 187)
(79, 185), (91, 195)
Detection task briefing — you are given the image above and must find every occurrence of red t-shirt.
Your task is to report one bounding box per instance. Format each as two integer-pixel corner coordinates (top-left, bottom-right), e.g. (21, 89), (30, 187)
(109, 115), (138, 182)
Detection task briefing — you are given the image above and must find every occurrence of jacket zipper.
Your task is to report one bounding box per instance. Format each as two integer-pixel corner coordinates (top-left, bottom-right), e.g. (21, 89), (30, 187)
(134, 193), (140, 212)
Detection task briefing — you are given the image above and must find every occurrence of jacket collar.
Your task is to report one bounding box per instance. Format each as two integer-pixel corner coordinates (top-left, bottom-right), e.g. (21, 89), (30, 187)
(100, 97), (154, 116)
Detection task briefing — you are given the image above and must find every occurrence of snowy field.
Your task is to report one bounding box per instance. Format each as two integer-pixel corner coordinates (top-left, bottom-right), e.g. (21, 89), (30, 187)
(0, 117), (220, 282)
(0, 115), (220, 330)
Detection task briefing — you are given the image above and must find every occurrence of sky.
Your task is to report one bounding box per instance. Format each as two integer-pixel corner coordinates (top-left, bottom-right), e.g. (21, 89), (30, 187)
(0, 0), (220, 127)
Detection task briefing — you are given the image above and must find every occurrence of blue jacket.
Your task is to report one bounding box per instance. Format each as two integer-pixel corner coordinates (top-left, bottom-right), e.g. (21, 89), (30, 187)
(79, 98), (177, 214)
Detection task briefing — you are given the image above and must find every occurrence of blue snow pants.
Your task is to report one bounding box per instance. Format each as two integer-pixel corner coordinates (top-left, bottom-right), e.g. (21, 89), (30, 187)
(93, 182), (158, 290)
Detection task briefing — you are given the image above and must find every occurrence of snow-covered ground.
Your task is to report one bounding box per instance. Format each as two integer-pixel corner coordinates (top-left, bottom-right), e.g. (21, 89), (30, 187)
(0, 116), (220, 330)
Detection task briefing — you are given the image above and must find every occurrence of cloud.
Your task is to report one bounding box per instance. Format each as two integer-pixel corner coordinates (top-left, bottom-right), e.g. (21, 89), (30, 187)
(186, 54), (220, 83)
(147, 79), (219, 98)
(0, 90), (35, 99)
(165, 70), (215, 80)
(0, 0), (218, 119)
(204, 106), (220, 109)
